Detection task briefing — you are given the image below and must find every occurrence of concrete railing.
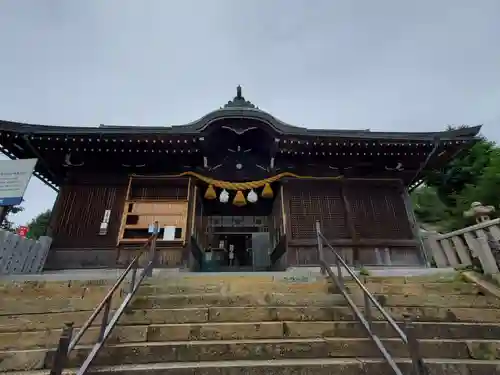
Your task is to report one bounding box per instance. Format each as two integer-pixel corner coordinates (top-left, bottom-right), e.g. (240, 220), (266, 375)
(423, 218), (500, 274)
(0, 230), (52, 275)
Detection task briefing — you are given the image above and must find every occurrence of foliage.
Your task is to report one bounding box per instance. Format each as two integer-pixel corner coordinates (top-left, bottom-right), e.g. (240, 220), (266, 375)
(458, 147), (500, 211)
(0, 206), (24, 232)
(414, 128), (500, 232)
(411, 185), (450, 228)
(359, 267), (370, 276)
(26, 210), (52, 239)
(423, 137), (495, 207)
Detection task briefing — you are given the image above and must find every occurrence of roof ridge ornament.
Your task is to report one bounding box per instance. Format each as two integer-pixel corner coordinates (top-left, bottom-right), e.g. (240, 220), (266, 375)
(222, 85), (259, 109)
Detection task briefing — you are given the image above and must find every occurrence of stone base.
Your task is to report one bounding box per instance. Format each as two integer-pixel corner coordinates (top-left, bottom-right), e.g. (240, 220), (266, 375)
(43, 247), (188, 271)
(43, 248), (118, 270)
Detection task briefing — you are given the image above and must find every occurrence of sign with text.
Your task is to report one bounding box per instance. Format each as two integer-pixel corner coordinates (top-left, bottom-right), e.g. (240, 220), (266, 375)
(0, 158), (37, 206)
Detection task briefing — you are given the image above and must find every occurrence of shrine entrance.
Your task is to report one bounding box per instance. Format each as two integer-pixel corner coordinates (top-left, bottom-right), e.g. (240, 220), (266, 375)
(191, 182), (284, 272)
(206, 216), (271, 271)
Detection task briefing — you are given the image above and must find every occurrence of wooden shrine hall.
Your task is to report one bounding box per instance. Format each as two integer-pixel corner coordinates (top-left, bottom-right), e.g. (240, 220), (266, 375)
(0, 86), (480, 271)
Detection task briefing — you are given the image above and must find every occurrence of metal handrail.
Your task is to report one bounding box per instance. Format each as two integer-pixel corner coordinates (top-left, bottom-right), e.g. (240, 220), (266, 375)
(315, 221), (427, 375)
(50, 222), (160, 375)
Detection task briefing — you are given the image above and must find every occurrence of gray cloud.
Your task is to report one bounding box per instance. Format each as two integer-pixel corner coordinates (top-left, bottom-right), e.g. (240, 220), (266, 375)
(0, 0), (499, 224)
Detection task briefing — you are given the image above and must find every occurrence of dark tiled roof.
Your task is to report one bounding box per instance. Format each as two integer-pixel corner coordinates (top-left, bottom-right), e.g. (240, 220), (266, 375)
(0, 86), (482, 141)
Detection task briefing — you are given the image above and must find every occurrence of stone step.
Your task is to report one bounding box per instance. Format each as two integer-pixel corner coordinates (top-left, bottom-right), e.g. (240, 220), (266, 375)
(2, 321), (500, 350)
(129, 293), (347, 309)
(8, 358), (500, 375)
(0, 279), (332, 298)
(365, 293), (500, 308)
(3, 305), (500, 334)
(3, 337), (500, 371)
(137, 281), (332, 295)
(359, 280), (480, 295)
(120, 305), (500, 324)
(360, 274), (460, 283)
(0, 295), (124, 315)
(131, 292), (500, 310)
(137, 280), (480, 296)
(0, 273), (473, 298)
(2, 288), (494, 316)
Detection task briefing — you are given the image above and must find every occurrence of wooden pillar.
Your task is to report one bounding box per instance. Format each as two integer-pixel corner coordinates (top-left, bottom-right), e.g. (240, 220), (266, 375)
(187, 184), (198, 270)
(340, 180), (359, 266)
(280, 182), (289, 269)
(46, 185), (65, 238)
(401, 186), (428, 266)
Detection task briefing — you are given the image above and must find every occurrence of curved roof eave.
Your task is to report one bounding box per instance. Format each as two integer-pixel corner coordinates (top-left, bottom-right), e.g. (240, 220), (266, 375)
(162, 107), (302, 134)
(0, 116), (482, 141)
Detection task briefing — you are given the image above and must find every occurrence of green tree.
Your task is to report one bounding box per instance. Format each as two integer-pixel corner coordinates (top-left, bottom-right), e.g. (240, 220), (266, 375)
(453, 147), (500, 225)
(0, 206), (24, 232)
(416, 128), (500, 231)
(411, 185), (450, 230)
(26, 210), (52, 239)
(423, 138), (495, 208)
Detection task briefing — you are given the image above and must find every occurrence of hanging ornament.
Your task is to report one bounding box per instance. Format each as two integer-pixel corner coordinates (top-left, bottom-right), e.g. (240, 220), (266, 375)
(261, 183), (274, 198)
(247, 189), (258, 203)
(219, 189), (230, 203)
(233, 190), (247, 206)
(204, 184), (216, 200)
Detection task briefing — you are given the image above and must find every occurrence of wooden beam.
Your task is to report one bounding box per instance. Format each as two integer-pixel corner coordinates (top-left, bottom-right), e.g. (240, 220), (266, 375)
(22, 135), (60, 185)
(408, 139), (440, 186)
(116, 176), (133, 246)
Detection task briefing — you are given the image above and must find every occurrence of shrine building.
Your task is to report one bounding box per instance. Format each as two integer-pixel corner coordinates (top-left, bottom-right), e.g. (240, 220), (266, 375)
(0, 87), (480, 271)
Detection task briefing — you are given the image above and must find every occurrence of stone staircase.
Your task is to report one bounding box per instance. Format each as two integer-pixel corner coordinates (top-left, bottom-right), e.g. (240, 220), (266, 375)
(1, 272), (500, 374)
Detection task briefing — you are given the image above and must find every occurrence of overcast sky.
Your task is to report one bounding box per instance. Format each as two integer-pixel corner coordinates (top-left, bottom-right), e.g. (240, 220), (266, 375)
(0, 0), (499, 225)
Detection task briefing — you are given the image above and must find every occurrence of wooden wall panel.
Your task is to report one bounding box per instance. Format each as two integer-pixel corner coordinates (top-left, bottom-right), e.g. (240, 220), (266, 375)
(283, 179), (419, 267)
(345, 183), (413, 240)
(51, 184), (127, 249)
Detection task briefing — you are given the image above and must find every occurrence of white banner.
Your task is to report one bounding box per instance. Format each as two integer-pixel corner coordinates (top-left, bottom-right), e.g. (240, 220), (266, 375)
(0, 158), (37, 206)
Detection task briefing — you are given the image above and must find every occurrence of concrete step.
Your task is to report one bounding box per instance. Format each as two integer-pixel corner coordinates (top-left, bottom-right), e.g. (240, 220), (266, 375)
(3, 305), (500, 334)
(3, 338), (500, 371)
(8, 358), (500, 375)
(2, 321), (500, 350)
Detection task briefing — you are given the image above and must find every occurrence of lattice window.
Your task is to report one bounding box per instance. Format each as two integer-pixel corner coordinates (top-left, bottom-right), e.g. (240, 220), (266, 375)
(288, 182), (349, 240)
(347, 185), (412, 240)
(129, 179), (189, 201)
(130, 185), (188, 200)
